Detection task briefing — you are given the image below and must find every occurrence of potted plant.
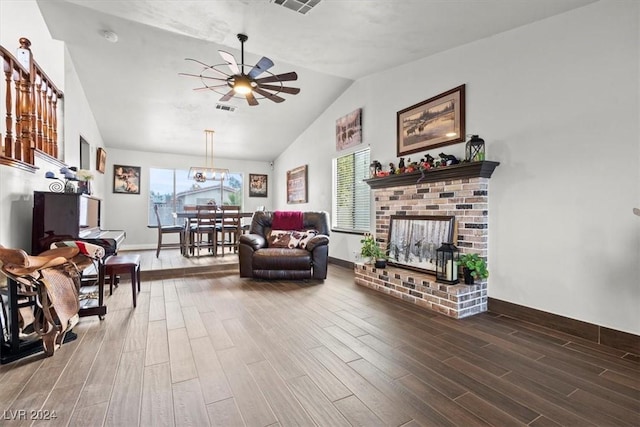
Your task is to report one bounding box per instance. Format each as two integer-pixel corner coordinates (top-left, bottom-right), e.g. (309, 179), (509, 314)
(373, 245), (388, 269)
(76, 169), (94, 194)
(360, 233), (387, 267)
(458, 253), (489, 284)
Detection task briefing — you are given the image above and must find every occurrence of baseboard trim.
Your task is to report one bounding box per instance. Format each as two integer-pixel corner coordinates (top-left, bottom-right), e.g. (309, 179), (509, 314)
(329, 257), (353, 269)
(488, 297), (639, 355)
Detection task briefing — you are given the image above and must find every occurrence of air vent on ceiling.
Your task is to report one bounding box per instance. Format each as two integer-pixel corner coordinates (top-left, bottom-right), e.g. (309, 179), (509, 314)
(270, 0), (321, 15)
(215, 104), (237, 112)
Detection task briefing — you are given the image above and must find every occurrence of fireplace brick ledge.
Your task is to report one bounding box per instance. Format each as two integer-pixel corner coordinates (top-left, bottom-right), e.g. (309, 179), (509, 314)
(364, 160), (499, 189)
(354, 263), (487, 319)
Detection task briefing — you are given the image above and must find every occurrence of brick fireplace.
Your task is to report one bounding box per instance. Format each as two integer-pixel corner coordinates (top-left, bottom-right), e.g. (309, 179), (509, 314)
(354, 161), (499, 319)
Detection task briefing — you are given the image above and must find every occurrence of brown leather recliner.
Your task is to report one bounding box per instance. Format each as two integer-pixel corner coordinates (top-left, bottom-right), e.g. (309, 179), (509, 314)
(239, 211), (330, 280)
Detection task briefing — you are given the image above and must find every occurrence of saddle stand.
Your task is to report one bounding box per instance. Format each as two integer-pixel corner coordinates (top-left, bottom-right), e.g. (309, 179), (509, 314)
(0, 245), (83, 359)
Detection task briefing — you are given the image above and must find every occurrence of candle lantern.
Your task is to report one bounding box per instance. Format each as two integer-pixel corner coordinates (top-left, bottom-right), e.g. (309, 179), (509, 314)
(436, 242), (459, 284)
(369, 160), (382, 178)
(465, 135), (485, 162)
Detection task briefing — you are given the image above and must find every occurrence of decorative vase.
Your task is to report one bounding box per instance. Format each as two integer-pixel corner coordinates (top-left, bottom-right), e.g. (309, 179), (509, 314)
(374, 259), (387, 269)
(463, 267), (474, 285)
(77, 181), (91, 194)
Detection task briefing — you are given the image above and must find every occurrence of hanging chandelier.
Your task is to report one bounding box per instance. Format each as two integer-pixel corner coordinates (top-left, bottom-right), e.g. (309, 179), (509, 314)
(188, 130), (230, 182)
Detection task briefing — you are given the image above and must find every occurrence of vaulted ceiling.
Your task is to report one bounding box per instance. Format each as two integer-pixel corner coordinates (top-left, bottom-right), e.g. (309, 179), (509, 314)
(36, 0), (595, 161)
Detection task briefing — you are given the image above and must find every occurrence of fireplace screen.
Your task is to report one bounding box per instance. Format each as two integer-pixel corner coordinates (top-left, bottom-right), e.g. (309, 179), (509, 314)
(387, 215), (455, 274)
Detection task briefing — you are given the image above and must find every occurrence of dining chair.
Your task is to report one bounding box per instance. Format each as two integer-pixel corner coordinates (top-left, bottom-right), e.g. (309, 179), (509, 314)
(191, 205), (218, 257)
(216, 205), (242, 256)
(154, 205), (185, 257)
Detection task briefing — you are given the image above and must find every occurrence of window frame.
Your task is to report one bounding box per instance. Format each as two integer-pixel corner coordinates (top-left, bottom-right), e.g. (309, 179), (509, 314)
(331, 146), (371, 234)
(148, 168), (243, 227)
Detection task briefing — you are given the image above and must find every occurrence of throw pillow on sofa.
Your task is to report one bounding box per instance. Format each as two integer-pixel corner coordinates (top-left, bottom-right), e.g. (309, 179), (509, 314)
(268, 230), (319, 249)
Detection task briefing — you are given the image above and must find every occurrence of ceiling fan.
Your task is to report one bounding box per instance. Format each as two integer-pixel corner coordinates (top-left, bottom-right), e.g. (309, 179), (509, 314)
(180, 33), (300, 106)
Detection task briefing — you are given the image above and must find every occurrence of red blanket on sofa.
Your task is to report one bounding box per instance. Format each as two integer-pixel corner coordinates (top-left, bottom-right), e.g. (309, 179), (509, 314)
(272, 211), (303, 230)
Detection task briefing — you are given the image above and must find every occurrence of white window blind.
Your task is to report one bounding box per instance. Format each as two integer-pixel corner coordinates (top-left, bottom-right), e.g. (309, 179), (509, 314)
(333, 147), (370, 232)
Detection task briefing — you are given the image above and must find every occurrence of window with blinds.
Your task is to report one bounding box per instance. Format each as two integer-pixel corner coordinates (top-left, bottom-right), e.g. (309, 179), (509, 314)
(332, 147), (371, 233)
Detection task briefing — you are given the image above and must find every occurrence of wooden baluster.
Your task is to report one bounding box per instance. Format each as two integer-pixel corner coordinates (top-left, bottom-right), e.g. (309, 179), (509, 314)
(34, 73), (43, 151)
(41, 85), (49, 155)
(13, 69), (22, 161)
(51, 91), (58, 158)
(18, 73), (32, 164)
(46, 88), (53, 157)
(3, 56), (14, 158)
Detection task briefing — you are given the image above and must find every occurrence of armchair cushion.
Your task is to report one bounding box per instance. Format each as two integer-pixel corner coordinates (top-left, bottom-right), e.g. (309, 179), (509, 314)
(268, 229), (318, 249)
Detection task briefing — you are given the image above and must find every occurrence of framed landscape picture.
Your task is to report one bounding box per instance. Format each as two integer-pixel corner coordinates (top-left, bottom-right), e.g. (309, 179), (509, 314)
(387, 215), (455, 274)
(397, 84), (465, 156)
(113, 164), (140, 194)
(286, 165), (307, 204)
(249, 173), (268, 197)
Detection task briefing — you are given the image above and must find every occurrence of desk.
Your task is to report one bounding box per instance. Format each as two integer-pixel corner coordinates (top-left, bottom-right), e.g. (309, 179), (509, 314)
(176, 211), (254, 257)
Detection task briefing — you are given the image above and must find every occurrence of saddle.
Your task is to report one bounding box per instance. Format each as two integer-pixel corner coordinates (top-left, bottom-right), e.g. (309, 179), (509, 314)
(0, 245), (82, 357)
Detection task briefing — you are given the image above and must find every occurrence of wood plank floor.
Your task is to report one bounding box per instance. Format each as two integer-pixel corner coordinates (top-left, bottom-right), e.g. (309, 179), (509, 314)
(1, 249), (638, 426)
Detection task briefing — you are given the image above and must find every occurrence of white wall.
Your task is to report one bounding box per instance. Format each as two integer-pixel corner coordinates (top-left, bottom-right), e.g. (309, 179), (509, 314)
(274, 0), (640, 334)
(0, 0), (107, 250)
(103, 148), (273, 250)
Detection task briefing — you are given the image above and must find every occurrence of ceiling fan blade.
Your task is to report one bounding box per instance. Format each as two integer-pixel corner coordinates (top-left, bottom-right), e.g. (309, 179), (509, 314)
(246, 92), (259, 106)
(257, 83), (300, 95)
(219, 89), (235, 102)
(248, 56), (274, 79)
(179, 72), (227, 81)
(253, 87), (285, 103)
(255, 71), (298, 84)
(218, 50), (240, 75)
(185, 58), (229, 77)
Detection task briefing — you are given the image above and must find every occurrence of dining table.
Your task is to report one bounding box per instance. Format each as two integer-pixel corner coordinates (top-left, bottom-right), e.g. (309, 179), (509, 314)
(175, 210), (255, 257)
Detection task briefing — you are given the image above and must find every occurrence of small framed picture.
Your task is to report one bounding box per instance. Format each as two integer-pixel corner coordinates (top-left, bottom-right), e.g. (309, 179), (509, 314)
(249, 173), (268, 197)
(286, 165), (307, 204)
(113, 164), (140, 194)
(96, 147), (107, 174)
(336, 108), (363, 151)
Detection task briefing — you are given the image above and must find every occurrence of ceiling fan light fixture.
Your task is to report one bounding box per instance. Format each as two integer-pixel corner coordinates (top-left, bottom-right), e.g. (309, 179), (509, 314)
(233, 76), (253, 95)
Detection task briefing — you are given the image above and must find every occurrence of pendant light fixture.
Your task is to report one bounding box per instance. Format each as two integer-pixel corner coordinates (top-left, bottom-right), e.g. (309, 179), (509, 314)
(188, 130), (229, 182)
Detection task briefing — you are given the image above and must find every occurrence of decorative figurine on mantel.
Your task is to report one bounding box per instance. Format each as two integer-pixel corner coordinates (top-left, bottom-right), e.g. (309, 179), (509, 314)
(439, 152), (460, 166)
(398, 157), (405, 173)
(388, 162), (396, 174)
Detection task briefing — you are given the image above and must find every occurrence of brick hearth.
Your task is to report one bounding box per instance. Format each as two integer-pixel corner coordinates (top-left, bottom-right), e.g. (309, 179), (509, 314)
(355, 162), (498, 319)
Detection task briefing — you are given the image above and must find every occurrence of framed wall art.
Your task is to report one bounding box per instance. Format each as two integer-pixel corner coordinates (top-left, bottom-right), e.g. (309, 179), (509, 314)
(336, 108), (362, 151)
(397, 84), (465, 156)
(249, 173), (268, 197)
(113, 164), (140, 194)
(387, 215), (455, 274)
(96, 147), (107, 174)
(286, 165), (307, 204)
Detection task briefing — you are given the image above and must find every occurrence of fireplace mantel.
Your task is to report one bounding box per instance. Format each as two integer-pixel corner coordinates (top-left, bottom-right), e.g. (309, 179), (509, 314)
(364, 160), (499, 189)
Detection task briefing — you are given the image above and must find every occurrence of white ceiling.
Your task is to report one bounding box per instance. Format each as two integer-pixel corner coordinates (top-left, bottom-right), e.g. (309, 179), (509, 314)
(36, 0), (595, 161)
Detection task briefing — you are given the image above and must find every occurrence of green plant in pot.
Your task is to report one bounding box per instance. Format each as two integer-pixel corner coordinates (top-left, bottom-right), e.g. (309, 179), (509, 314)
(459, 253), (489, 284)
(360, 233), (387, 267)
